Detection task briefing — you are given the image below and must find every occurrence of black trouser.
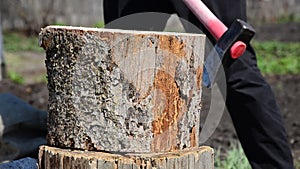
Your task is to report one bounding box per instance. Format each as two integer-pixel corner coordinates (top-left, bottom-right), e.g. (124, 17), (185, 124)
(103, 0), (294, 168)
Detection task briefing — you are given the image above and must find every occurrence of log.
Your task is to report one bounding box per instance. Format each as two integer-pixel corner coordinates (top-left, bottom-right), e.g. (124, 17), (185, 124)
(39, 26), (206, 153)
(39, 26), (211, 169)
(39, 145), (214, 169)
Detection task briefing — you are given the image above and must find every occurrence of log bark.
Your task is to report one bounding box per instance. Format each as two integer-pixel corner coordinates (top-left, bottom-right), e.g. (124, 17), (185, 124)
(39, 26), (205, 153)
(39, 145), (214, 169)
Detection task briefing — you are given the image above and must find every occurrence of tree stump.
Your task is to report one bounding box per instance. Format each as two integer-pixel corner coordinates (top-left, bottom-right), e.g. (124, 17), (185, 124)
(39, 26), (211, 168)
(39, 145), (213, 169)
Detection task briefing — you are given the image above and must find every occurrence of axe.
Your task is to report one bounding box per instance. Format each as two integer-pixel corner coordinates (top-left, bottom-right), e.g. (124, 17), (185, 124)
(183, 0), (255, 87)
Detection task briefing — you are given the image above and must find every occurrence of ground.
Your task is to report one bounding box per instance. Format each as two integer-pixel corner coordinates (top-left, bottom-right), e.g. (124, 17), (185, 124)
(203, 74), (300, 161)
(0, 22), (299, 163)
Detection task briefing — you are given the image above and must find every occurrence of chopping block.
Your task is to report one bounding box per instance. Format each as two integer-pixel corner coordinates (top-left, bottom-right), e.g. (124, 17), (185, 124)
(38, 26), (213, 169)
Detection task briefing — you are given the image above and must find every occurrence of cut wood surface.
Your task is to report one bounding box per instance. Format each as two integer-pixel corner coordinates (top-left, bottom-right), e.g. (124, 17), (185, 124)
(39, 145), (214, 169)
(39, 26), (206, 152)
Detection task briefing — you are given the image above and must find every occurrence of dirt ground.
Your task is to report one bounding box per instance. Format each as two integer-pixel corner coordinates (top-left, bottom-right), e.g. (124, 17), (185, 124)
(0, 22), (299, 162)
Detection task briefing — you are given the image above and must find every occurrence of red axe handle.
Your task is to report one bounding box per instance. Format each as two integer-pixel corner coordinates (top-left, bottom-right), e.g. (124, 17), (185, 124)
(183, 0), (246, 59)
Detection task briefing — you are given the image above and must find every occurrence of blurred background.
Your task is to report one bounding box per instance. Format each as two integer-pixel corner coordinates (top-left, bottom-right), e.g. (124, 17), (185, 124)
(0, 0), (299, 168)
(1, 0), (300, 33)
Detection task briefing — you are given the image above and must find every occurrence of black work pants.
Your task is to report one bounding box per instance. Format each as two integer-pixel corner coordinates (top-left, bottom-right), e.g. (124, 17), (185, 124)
(103, 0), (294, 168)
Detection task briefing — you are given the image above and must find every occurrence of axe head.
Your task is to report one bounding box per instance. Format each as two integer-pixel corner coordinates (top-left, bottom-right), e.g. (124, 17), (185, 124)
(203, 19), (256, 88)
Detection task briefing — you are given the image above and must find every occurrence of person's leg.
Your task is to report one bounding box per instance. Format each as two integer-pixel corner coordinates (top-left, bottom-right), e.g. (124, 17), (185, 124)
(103, 0), (175, 31)
(103, 0), (120, 24)
(172, 0), (294, 168)
(103, 0), (294, 168)
(225, 49), (295, 169)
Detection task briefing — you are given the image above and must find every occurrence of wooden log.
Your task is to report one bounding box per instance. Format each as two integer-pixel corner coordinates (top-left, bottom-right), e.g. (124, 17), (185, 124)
(38, 145), (214, 169)
(39, 26), (205, 153)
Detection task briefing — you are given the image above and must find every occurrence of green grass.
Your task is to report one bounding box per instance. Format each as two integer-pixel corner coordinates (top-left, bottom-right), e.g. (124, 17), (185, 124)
(276, 15), (300, 23)
(295, 160), (300, 169)
(253, 41), (300, 75)
(94, 21), (105, 28)
(7, 71), (25, 84)
(52, 22), (67, 26)
(215, 143), (300, 169)
(3, 31), (43, 53)
(215, 143), (251, 169)
(3, 32), (45, 84)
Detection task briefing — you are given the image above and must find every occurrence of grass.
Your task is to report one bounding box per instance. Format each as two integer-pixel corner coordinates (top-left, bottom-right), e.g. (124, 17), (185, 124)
(3, 31), (43, 53)
(296, 161), (300, 169)
(52, 22), (67, 26)
(7, 71), (25, 84)
(94, 21), (105, 28)
(215, 143), (251, 169)
(215, 143), (300, 169)
(252, 41), (300, 75)
(3, 31), (45, 84)
(276, 15), (300, 23)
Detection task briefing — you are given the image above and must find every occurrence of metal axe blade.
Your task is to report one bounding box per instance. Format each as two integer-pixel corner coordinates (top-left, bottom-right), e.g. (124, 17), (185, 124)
(182, 0), (255, 87)
(203, 19), (255, 88)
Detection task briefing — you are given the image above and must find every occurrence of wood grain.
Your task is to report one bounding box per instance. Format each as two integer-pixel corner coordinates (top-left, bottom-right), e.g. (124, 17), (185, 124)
(39, 145), (214, 169)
